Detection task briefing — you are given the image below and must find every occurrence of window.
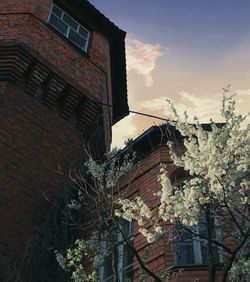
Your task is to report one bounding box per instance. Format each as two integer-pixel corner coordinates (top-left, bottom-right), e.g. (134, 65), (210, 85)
(174, 219), (223, 265)
(119, 221), (134, 281)
(100, 221), (134, 282)
(173, 178), (223, 265)
(48, 3), (90, 52)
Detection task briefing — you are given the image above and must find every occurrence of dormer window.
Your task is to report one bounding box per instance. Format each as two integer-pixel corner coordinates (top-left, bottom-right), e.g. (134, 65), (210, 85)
(48, 4), (90, 52)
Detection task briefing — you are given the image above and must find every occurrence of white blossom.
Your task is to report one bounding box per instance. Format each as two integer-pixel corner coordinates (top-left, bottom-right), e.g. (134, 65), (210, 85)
(116, 94), (249, 250)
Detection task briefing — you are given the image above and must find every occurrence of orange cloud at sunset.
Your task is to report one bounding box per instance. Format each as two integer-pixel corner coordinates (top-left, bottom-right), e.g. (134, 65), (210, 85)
(126, 38), (165, 87)
(112, 35), (250, 148)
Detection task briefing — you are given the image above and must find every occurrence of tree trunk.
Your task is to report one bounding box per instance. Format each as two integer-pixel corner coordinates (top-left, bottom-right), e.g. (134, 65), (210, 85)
(206, 207), (216, 282)
(207, 239), (216, 282)
(221, 254), (236, 282)
(119, 224), (163, 282)
(112, 246), (119, 282)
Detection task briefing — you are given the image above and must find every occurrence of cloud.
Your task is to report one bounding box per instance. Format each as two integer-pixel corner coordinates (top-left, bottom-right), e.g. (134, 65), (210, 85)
(236, 88), (250, 97)
(140, 91), (222, 122)
(126, 38), (165, 87)
(179, 91), (221, 120)
(111, 114), (137, 148)
(140, 96), (168, 112)
(112, 89), (249, 148)
(234, 89), (250, 110)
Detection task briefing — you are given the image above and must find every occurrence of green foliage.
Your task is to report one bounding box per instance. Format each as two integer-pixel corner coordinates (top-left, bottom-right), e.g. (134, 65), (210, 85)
(115, 93), (250, 282)
(56, 149), (136, 281)
(85, 150), (136, 189)
(57, 93), (249, 282)
(56, 240), (99, 282)
(229, 258), (250, 282)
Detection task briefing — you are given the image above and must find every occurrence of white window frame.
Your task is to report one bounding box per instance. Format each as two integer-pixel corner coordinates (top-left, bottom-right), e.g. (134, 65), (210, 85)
(99, 240), (114, 282)
(100, 221), (134, 282)
(48, 3), (90, 52)
(192, 224), (207, 264)
(175, 218), (223, 265)
(174, 180), (223, 265)
(118, 221), (134, 282)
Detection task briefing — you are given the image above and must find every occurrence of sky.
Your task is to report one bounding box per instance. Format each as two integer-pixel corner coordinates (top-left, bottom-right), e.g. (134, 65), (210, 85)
(90, 0), (250, 148)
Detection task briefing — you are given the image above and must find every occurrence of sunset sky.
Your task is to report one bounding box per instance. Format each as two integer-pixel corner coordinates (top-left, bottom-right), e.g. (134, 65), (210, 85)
(90, 0), (250, 148)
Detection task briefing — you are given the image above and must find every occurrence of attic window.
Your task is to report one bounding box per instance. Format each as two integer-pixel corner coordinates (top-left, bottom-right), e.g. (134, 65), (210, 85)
(48, 4), (90, 52)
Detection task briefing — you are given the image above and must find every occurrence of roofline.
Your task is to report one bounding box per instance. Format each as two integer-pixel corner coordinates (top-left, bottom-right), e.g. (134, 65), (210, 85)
(120, 123), (225, 159)
(74, 0), (129, 124)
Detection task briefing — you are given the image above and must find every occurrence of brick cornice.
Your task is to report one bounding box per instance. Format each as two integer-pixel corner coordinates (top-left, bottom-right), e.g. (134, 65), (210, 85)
(0, 44), (106, 155)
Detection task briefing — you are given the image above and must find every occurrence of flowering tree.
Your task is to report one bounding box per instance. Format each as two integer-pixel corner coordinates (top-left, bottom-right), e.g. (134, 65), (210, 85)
(57, 92), (249, 282)
(56, 149), (166, 281)
(116, 92), (250, 282)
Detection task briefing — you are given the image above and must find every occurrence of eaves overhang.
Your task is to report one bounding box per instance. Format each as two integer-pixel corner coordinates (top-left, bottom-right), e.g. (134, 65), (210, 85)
(119, 123), (226, 160)
(63, 0), (129, 124)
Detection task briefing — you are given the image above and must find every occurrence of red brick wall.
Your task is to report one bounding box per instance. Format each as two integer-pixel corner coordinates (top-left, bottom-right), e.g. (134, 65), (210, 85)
(0, 81), (83, 279)
(0, 0), (113, 146)
(120, 146), (223, 282)
(0, 0), (120, 280)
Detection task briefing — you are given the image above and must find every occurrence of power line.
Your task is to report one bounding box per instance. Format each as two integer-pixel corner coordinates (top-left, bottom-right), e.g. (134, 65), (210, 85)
(90, 100), (172, 122)
(129, 109), (170, 122)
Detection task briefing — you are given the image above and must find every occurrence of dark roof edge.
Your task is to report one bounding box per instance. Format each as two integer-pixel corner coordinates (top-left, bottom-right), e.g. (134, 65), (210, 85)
(83, 0), (126, 33)
(120, 123), (225, 159)
(78, 1), (129, 124)
(110, 32), (129, 124)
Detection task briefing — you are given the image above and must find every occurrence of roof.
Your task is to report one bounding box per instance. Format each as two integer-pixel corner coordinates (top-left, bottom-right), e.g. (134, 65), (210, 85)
(120, 124), (180, 159)
(67, 0), (129, 124)
(120, 123), (225, 159)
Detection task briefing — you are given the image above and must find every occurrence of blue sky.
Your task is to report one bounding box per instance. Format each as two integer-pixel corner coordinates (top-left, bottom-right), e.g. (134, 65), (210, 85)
(92, 0), (250, 56)
(90, 0), (250, 147)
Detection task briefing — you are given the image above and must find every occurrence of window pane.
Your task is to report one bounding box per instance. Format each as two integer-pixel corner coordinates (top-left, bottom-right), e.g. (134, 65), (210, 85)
(123, 264), (134, 282)
(200, 241), (221, 264)
(103, 255), (113, 279)
(200, 243), (207, 264)
(123, 221), (133, 238)
(197, 224), (208, 238)
(49, 14), (68, 35)
(212, 246), (221, 263)
(68, 29), (86, 50)
(79, 26), (89, 38)
(63, 13), (78, 30)
(48, 5), (90, 52)
(176, 242), (195, 265)
(179, 228), (193, 240)
(123, 245), (134, 268)
(52, 5), (62, 17)
(103, 277), (113, 282)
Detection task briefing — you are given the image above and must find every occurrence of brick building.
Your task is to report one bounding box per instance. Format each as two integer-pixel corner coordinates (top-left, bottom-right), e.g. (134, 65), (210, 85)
(0, 0), (128, 280)
(103, 125), (224, 282)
